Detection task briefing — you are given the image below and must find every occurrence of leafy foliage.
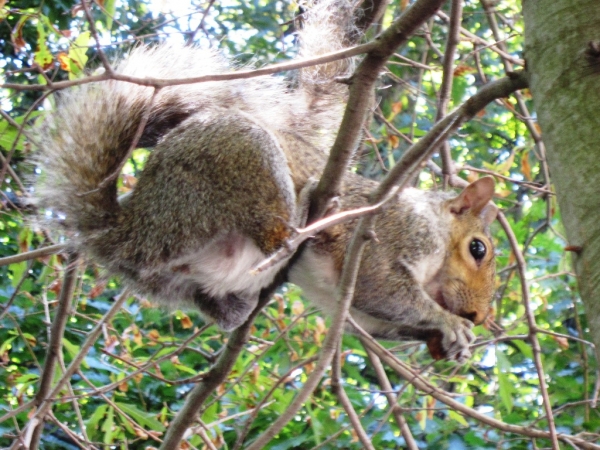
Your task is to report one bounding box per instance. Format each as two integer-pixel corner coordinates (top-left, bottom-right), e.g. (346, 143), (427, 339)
(1, 0), (598, 449)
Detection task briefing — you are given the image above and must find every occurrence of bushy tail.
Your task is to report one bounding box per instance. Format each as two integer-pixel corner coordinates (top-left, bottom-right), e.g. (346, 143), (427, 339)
(33, 1), (362, 239)
(33, 46), (232, 236)
(294, 0), (361, 150)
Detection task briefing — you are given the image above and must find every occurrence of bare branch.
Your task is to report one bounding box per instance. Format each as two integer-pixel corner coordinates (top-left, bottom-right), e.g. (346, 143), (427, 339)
(0, 244), (67, 267)
(311, 0), (449, 218)
(0, 43), (376, 92)
(29, 252), (79, 450)
(331, 346), (376, 450)
(497, 212), (560, 450)
(11, 290), (130, 450)
(363, 344), (419, 450)
(352, 317), (600, 450)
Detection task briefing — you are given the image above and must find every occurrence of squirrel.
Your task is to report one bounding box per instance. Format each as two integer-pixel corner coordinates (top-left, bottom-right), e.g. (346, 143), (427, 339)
(32, 0), (498, 363)
(289, 173), (497, 362)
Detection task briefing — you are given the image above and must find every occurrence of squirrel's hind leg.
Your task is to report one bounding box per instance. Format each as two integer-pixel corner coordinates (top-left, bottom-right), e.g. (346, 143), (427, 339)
(192, 289), (258, 331)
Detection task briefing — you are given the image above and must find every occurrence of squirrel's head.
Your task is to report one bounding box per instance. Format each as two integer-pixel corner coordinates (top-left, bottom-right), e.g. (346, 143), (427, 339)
(436, 177), (498, 325)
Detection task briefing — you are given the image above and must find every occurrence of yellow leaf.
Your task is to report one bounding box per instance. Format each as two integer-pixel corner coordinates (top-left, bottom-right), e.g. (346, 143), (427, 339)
(426, 396), (435, 419)
(315, 316), (326, 334)
(453, 64), (475, 77)
(57, 52), (70, 71)
(89, 281), (107, 299)
(495, 189), (512, 198)
(275, 294), (285, 316)
(291, 300), (304, 316)
(251, 363), (260, 384)
(121, 173), (138, 189)
(465, 171), (479, 183)
(313, 316), (327, 343)
(496, 150), (515, 175)
(104, 334), (118, 353)
(521, 150), (532, 181)
(179, 313), (193, 329)
(508, 251), (516, 266)
(148, 329), (160, 341)
(304, 362), (315, 375)
(551, 335), (569, 350)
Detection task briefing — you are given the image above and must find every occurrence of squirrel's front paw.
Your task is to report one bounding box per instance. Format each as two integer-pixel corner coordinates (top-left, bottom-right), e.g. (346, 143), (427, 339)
(427, 316), (475, 364)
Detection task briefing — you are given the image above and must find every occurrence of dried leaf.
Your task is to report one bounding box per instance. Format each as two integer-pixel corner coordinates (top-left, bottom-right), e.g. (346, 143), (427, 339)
(453, 64), (475, 77)
(89, 281), (107, 299)
(551, 335), (569, 350)
(148, 329), (160, 341)
(48, 279), (62, 295)
(521, 150), (532, 181)
(179, 313), (193, 329)
(291, 300), (304, 316)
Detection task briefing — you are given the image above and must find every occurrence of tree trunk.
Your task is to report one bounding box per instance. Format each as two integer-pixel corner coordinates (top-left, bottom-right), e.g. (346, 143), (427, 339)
(523, 0), (600, 356)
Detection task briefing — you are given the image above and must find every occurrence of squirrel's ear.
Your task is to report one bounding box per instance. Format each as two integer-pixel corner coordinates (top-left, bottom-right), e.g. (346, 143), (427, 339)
(449, 176), (496, 216)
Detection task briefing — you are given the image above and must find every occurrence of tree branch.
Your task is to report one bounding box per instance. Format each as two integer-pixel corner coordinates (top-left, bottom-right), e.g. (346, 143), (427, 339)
(29, 252), (79, 450)
(311, 0), (449, 218)
(352, 318), (600, 450)
(11, 290), (130, 450)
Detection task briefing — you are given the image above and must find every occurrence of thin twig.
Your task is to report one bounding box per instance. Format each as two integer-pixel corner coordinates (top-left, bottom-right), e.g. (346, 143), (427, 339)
(1, 42), (377, 92)
(0, 243), (67, 267)
(311, 0), (449, 219)
(363, 343), (419, 450)
(232, 355), (319, 450)
(29, 252), (79, 450)
(158, 282), (278, 450)
(436, 0), (462, 183)
(497, 212), (559, 450)
(352, 317), (600, 450)
(331, 346), (376, 450)
(11, 290), (130, 450)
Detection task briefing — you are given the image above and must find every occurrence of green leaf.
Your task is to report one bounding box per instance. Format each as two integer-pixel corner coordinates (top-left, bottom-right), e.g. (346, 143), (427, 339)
(34, 20), (52, 69)
(14, 372), (38, 384)
(497, 371), (514, 413)
(448, 410), (468, 427)
(104, 0), (116, 31)
(8, 261), (27, 288)
(68, 31), (90, 79)
(306, 400), (323, 444)
(114, 402), (165, 431)
(451, 75), (469, 106)
(101, 405), (115, 445)
(201, 399), (218, 425)
(270, 434), (313, 450)
(63, 337), (89, 368)
(495, 347), (511, 371)
(512, 339), (534, 359)
(0, 336), (16, 355)
(86, 404), (108, 441)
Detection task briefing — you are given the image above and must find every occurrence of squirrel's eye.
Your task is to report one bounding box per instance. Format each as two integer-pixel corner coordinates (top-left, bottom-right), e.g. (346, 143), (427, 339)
(469, 239), (486, 261)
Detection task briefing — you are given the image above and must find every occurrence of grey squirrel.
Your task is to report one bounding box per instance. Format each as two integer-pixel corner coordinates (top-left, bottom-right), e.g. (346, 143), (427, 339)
(33, 0), (497, 363)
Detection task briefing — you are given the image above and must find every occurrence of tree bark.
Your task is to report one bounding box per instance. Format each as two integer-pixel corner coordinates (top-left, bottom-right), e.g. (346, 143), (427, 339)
(523, 0), (600, 356)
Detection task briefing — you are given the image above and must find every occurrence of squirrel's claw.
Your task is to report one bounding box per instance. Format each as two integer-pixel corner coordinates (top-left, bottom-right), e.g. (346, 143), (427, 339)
(441, 316), (475, 365)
